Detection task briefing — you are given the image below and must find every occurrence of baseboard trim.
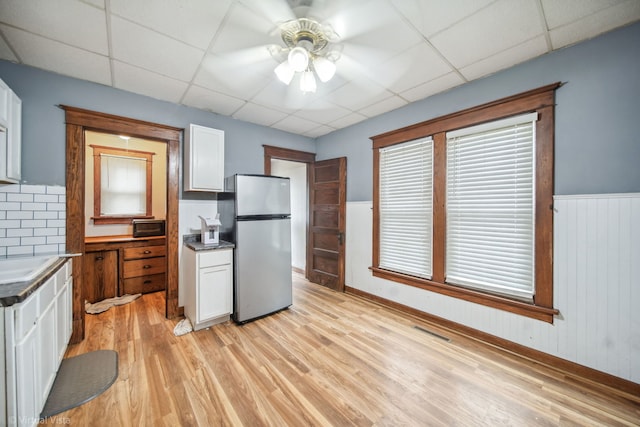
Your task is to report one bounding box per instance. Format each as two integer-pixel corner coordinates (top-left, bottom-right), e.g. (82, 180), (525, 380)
(345, 285), (640, 399)
(292, 266), (305, 275)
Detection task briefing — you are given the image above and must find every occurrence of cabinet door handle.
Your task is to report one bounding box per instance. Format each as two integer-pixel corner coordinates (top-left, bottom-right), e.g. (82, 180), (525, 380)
(143, 265), (152, 269)
(143, 250), (151, 254)
(144, 280), (152, 284)
(95, 256), (103, 261)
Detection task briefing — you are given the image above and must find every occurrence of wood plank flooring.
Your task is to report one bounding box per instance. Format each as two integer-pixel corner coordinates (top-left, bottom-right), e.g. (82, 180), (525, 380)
(42, 274), (640, 426)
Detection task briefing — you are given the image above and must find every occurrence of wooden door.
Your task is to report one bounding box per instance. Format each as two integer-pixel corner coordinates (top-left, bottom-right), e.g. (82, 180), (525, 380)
(307, 157), (347, 291)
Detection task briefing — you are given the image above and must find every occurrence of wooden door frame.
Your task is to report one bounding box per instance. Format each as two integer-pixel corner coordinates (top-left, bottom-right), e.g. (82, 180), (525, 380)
(263, 145), (316, 278)
(63, 106), (181, 343)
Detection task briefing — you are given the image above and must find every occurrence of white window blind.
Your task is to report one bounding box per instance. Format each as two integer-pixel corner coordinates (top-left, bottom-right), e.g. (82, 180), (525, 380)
(100, 154), (147, 215)
(379, 138), (433, 279)
(446, 113), (537, 301)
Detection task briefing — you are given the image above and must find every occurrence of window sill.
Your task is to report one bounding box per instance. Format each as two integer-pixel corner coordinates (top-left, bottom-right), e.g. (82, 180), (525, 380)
(92, 215), (153, 225)
(370, 267), (558, 323)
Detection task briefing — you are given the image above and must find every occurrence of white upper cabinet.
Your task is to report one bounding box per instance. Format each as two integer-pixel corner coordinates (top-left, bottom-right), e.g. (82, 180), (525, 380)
(184, 124), (224, 192)
(0, 78), (21, 184)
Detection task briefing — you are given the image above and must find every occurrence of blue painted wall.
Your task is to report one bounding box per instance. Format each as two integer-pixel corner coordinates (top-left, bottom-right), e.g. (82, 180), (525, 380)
(0, 61), (316, 194)
(316, 22), (640, 201)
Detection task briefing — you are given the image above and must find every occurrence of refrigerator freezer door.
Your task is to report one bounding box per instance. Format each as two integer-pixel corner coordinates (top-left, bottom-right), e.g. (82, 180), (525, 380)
(236, 175), (291, 217)
(234, 217), (292, 322)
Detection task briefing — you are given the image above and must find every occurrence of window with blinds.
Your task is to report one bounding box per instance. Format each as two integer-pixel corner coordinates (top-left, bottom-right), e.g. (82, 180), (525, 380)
(100, 154), (147, 215)
(445, 113), (538, 301)
(379, 138), (433, 279)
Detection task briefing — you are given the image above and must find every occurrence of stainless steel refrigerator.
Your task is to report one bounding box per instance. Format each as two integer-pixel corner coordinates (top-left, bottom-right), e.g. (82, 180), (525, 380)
(219, 174), (292, 323)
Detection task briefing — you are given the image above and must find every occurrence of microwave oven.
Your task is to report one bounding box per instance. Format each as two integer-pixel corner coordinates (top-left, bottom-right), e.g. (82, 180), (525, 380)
(132, 219), (165, 238)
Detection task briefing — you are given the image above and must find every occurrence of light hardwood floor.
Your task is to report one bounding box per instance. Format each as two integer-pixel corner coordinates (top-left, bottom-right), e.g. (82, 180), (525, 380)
(42, 274), (640, 426)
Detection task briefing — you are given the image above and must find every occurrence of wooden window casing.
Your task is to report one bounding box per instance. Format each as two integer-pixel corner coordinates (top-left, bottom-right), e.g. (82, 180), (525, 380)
(90, 144), (155, 224)
(371, 83), (561, 323)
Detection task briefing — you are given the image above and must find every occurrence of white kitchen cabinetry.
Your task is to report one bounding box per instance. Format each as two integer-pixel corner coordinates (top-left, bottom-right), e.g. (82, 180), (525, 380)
(184, 124), (224, 192)
(2, 260), (72, 427)
(0, 78), (22, 184)
(183, 247), (233, 330)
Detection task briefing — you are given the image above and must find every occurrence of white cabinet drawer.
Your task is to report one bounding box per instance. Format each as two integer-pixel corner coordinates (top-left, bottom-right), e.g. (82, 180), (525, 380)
(198, 249), (232, 268)
(38, 276), (56, 309)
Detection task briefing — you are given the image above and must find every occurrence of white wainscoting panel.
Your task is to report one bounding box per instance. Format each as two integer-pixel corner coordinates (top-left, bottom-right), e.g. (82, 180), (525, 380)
(345, 194), (640, 383)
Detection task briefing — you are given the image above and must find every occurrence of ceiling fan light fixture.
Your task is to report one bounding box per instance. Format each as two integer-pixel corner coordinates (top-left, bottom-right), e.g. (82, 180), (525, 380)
(300, 70), (316, 93)
(313, 56), (336, 83)
(271, 17), (341, 92)
(274, 61), (294, 85)
(288, 46), (309, 72)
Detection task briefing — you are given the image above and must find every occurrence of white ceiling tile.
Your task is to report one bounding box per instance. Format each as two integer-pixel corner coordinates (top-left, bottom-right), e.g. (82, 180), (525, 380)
(271, 115), (321, 135)
(292, 99), (352, 124)
(110, 0), (231, 50)
(0, 25), (111, 85)
(110, 17), (204, 82)
(0, 33), (18, 62)
(251, 78), (319, 112)
(541, 0), (624, 29)
(232, 102), (289, 126)
(392, 0), (494, 38)
(328, 112), (368, 129)
(113, 61), (189, 104)
(329, 78), (392, 111)
(548, 1), (640, 49)
(0, 0), (108, 55)
(209, 2), (280, 54)
(431, 0), (545, 68)
(182, 85), (245, 116)
(359, 95), (407, 118)
(304, 125), (336, 138)
(370, 43), (454, 94)
(460, 35), (548, 81)
(400, 72), (465, 103)
(194, 53), (272, 99)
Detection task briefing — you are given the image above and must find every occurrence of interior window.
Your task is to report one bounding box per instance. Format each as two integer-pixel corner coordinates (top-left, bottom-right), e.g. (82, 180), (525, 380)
(90, 144), (155, 224)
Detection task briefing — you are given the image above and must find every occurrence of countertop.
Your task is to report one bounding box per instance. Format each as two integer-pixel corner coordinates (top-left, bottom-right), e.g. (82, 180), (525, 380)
(0, 254), (77, 307)
(85, 234), (166, 244)
(183, 234), (235, 251)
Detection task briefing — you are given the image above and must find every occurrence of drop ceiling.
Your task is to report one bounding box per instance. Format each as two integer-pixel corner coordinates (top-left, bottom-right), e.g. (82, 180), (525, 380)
(1, 0), (638, 138)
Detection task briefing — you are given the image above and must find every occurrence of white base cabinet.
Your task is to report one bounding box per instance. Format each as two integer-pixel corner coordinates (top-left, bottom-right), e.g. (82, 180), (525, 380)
(183, 248), (232, 330)
(2, 260), (73, 427)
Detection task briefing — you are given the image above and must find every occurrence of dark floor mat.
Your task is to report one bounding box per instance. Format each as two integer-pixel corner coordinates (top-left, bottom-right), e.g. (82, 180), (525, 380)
(40, 350), (118, 418)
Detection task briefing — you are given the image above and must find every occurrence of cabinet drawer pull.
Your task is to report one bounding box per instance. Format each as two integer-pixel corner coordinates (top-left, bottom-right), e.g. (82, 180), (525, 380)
(143, 265), (152, 269)
(144, 280), (152, 284)
(95, 256), (103, 261)
(143, 250), (151, 254)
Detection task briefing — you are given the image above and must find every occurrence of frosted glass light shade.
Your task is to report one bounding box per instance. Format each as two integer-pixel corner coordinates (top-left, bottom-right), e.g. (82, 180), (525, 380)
(313, 56), (336, 82)
(300, 70), (316, 93)
(274, 61), (294, 84)
(288, 47), (309, 72)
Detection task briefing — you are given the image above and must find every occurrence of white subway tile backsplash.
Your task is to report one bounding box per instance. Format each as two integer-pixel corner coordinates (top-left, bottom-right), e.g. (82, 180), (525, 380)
(21, 202), (47, 211)
(47, 203), (65, 212)
(0, 184), (66, 256)
(21, 219), (47, 228)
(0, 202), (20, 211)
(20, 184), (46, 194)
(8, 246), (33, 256)
(46, 186), (65, 195)
(7, 193), (33, 202)
(34, 211), (58, 220)
(34, 194), (59, 203)
(7, 211), (33, 220)
(7, 229), (33, 237)
(21, 236), (46, 245)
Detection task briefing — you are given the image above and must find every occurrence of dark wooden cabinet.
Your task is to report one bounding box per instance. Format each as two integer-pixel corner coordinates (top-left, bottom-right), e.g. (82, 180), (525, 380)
(84, 236), (166, 303)
(83, 250), (118, 303)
